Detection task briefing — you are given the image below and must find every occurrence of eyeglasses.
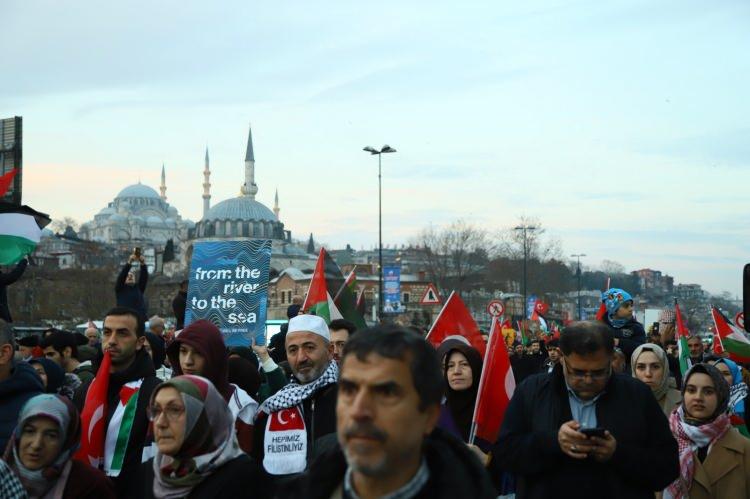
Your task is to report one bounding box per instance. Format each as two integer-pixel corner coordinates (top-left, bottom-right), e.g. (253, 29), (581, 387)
(563, 361), (611, 381)
(147, 405), (185, 422)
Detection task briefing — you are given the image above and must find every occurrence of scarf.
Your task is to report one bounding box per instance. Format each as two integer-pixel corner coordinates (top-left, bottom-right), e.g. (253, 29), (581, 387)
(443, 345), (482, 442)
(712, 358), (747, 416)
(631, 343), (671, 401)
(152, 375), (243, 499)
(256, 361), (337, 476)
(257, 360), (339, 415)
(664, 406), (731, 499)
(4, 394), (80, 499)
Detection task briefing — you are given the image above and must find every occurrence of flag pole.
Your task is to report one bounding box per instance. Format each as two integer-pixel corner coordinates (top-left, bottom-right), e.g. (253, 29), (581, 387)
(469, 316), (499, 447)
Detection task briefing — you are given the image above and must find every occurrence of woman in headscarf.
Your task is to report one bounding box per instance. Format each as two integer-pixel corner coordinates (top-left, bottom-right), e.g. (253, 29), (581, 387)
(3, 393), (114, 499)
(631, 343), (681, 416)
(167, 320), (258, 453)
(137, 375), (268, 499)
(436, 342), (514, 496)
(28, 358), (81, 401)
(663, 363), (750, 499)
(710, 357), (749, 438)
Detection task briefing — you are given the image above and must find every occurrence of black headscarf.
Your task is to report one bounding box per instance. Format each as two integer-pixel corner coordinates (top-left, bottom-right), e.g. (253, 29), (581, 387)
(443, 343), (483, 441)
(145, 332), (166, 370)
(228, 355), (261, 398)
(228, 346), (260, 371)
(681, 363), (730, 422)
(29, 357), (65, 394)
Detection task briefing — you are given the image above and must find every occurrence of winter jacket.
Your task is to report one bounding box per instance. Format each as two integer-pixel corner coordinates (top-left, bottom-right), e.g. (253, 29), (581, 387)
(685, 427), (750, 499)
(495, 365), (679, 499)
(136, 454), (270, 499)
(61, 460), (116, 499)
(114, 262), (148, 320)
(278, 427), (496, 499)
(0, 259), (27, 322)
(73, 349), (160, 497)
(252, 382), (338, 479)
(603, 316), (646, 361)
(0, 360), (43, 449)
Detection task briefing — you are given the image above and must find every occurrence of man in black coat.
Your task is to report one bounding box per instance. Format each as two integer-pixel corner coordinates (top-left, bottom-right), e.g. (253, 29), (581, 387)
(74, 306), (160, 497)
(495, 320), (679, 499)
(252, 314), (339, 480)
(114, 254), (148, 320)
(0, 258), (27, 323)
(280, 325), (496, 499)
(171, 279), (188, 330)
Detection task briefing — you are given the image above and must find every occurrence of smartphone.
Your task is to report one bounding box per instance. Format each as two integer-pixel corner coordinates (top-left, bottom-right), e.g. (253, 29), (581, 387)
(580, 427), (606, 438)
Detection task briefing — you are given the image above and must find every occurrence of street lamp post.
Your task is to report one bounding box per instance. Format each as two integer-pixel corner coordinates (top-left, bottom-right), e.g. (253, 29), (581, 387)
(514, 224), (537, 318)
(363, 144), (397, 321)
(571, 253), (587, 320)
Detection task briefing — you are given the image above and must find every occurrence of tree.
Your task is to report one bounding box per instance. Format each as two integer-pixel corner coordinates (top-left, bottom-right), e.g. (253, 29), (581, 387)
(495, 216), (562, 262)
(411, 220), (491, 295)
(50, 217), (79, 234)
(600, 259), (625, 275)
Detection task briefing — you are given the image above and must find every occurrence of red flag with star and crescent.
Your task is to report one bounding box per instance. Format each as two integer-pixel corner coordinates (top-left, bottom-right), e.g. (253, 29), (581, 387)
(74, 350), (111, 467)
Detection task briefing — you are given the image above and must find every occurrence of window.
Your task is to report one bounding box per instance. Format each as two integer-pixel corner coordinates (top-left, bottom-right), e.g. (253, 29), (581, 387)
(403, 292), (410, 303)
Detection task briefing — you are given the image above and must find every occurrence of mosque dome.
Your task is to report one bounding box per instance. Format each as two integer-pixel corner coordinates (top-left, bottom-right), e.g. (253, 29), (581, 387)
(203, 197), (276, 222)
(116, 183), (160, 199)
(97, 207), (115, 216)
(146, 215), (164, 225)
(110, 214), (127, 224)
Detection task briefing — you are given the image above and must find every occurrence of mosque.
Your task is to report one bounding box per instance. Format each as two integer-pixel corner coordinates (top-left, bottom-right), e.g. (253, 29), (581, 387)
(80, 125), (314, 273)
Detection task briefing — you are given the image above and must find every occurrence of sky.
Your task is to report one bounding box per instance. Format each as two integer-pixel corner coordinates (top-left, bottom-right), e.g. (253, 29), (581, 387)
(2, 0), (749, 296)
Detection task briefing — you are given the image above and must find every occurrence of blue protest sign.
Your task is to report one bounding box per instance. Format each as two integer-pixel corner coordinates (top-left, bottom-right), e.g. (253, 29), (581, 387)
(185, 240), (271, 346)
(383, 266), (404, 313)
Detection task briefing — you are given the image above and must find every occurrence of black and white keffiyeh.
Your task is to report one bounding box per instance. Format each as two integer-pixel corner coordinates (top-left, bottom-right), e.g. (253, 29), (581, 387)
(257, 361), (338, 416)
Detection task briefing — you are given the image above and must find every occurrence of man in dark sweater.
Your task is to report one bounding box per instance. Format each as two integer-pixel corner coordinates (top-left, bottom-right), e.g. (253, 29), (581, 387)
(281, 325), (496, 499)
(115, 254), (148, 320)
(74, 306), (160, 497)
(495, 320), (679, 498)
(171, 279), (188, 330)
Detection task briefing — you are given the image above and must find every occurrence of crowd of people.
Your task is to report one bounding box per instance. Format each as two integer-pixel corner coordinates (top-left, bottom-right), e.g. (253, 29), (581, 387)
(0, 258), (749, 498)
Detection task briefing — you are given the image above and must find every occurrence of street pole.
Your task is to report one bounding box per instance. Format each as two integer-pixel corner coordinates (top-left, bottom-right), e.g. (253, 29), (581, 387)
(364, 145), (396, 322)
(378, 153), (383, 322)
(515, 225), (537, 318)
(571, 253), (586, 320)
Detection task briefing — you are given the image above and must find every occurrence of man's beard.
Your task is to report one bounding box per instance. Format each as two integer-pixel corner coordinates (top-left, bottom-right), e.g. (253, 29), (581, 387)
(293, 360), (328, 384)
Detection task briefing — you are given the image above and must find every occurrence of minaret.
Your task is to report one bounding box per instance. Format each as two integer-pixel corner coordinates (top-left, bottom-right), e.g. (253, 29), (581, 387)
(273, 188), (280, 220)
(240, 125), (258, 199)
(202, 147), (211, 218)
(160, 163), (167, 201)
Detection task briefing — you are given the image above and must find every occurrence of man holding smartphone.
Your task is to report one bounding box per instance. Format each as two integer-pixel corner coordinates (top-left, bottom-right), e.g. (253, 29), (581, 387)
(495, 321), (679, 498)
(115, 249), (149, 320)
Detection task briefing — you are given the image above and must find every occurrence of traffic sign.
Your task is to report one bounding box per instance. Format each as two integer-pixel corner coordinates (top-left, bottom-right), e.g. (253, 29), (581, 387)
(487, 299), (505, 317)
(419, 284), (442, 305)
(736, 312), (745, 330)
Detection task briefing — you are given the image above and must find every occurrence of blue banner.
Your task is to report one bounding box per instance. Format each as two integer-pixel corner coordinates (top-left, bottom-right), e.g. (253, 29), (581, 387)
(383, 266), (404, 313)
(526, 294), (538, 319)
(185, 240), (271, 346)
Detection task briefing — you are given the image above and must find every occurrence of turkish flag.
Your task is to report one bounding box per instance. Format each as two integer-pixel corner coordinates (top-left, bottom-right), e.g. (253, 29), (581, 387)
(472, 317), (516, 443)
(425, 291), (486, 359)
(74, 351), (111, 468)
(269, 406), (305, 431)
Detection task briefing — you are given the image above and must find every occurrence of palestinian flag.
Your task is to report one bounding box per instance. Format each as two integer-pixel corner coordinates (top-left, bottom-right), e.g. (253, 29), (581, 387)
(0, 202), (50, 265)
(75, 351), (111, 467)
(711, 306), (750, 363)
(356, 288), (366, 318)
(302, 248), (343, 324)
(333, 268), (367, 330)
(675, 301), (692, 377)
(104, 379), (143, 476)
